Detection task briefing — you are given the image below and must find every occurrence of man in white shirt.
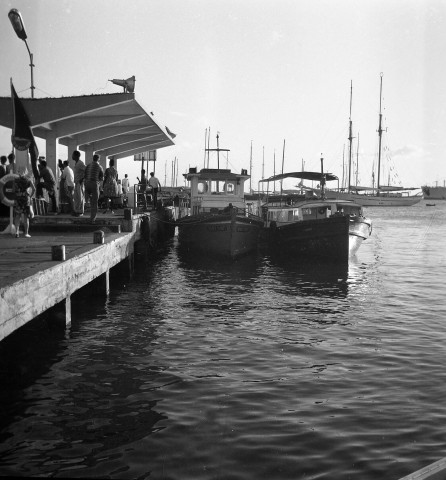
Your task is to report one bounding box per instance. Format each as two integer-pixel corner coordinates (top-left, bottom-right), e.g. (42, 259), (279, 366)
(122, 174), (130, 194)
(62, 160), (75, 214)
(148, 172), (161, 209)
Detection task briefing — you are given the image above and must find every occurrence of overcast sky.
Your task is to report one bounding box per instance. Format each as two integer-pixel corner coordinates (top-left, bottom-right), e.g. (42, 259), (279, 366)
(1, 0), (445, 190)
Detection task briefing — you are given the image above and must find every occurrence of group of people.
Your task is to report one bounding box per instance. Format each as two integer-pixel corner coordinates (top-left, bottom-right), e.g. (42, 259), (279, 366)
(67, 151), (128, 223)
(0, 152), (34, 238)
(1, 149), (162, 237)
(138, 169), (162, 210)
(0, 153), (16, 178)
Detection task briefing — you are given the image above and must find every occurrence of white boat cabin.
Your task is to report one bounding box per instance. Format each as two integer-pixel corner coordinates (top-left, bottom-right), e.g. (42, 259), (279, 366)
(185, 168), (250, 215)
(262, 200), (364, 227)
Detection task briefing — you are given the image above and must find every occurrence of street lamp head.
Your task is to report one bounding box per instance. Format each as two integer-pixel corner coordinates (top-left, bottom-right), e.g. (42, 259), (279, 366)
(8, 8), (27, 41)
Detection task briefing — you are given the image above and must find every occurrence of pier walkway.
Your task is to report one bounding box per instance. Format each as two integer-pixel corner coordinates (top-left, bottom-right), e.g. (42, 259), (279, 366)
(0, 209), (161, 343)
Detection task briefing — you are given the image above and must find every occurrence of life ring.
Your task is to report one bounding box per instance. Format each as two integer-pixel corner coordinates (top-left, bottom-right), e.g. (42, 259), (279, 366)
(0, 173), (36, 207)
(318, 207), (325, 215)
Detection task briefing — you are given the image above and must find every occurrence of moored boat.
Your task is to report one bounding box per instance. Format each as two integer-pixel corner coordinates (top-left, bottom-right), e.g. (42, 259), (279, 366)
(325, 187), (422, 206)
(176, 135), (263, 258)
(422, 183), (446, 200)
(258, 168), (372, 262)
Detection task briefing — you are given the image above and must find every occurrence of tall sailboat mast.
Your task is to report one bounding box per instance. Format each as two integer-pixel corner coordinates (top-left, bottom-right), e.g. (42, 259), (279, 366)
(356, 132), (360, 187)
(216, 133), (221, 169)
(249, 140), (253, 193)
(273, 149), (276, 193)
(348, 80), (354, 193)
(280, 139), (285, 195)
(377, 73), (384, 195)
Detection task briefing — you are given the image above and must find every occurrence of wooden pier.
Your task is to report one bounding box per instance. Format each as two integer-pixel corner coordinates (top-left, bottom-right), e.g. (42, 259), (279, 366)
(399, 457), (446, 480)
(0, 208), (171, 342)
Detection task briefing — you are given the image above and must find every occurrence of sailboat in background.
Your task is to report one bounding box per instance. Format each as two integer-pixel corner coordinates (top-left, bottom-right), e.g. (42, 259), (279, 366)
(325, 74), (422, 206)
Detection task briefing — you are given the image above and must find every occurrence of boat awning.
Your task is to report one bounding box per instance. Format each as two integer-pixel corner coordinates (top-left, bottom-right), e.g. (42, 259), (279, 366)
(259, 171), (338, 183)
(186, 168), (249, 181)
(0, 92), (175, 160)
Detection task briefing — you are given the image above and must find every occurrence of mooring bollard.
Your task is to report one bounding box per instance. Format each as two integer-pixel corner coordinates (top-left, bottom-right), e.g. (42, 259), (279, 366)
(124, 208), (133, 220)
(93, 230), (105, 244)
(51, 245), (66, 261)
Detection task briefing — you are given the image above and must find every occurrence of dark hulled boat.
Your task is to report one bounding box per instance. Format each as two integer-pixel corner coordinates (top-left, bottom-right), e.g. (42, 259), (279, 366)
(176, 135), (263, 258)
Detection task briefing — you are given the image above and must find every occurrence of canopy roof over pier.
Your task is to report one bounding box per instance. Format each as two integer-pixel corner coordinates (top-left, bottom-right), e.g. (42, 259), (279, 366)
(0, 92), (175, 161)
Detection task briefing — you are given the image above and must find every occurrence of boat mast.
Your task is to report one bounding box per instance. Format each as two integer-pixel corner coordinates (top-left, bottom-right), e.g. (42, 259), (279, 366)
(250, 140), (253, 193)
(356, 132), (360, 187)
(280, 139), (285, 195)
(216, 133), (220, 169)
(320, 155), (326, 200)
(262, 146), (265, 193)
(273, 149), (276, 193)
(377, 73), (384, 195)
(341, 144), (345, 190)
(207, 126), (211, 168)
(203, 128), (208, 168)
(348, 80), (353, 193)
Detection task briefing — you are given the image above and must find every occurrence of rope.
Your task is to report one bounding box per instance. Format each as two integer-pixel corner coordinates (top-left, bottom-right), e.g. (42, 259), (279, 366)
(414, 212), (437, 252)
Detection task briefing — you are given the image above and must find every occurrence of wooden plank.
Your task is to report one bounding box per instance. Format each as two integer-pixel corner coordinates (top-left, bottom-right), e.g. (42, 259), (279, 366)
(399, 458), (446, 480)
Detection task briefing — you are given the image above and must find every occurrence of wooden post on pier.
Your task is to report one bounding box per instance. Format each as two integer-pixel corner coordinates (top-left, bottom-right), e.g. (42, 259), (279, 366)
(42, 296), (71, 328)
(104, 270), (110, 296)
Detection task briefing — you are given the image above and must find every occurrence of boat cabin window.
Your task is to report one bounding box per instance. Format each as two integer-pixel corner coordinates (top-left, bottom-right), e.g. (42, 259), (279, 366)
(210, 180), (227, 194)
(197, 181), (208, 194)
(208, 179), (236, 194)
(226, 182), (235, 194)
(336, 205), (361, 216)
(301, 206), (329, 219)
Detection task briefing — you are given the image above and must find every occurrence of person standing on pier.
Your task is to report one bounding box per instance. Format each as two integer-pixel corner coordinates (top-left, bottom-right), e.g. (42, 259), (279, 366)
(138, 169), (148, 210)
(148, 172), (162, 209)
(122, 174), (130, 195)
(102, 158), (118, 214)
(13, 171), (35, 238)
(6, 153), (15, 174)
(84, 154), (104, 223)
(121, 174), (130, 207)
(72, 150), (85, 217)
(36, 160), (57, 214)
(61, 160), (75, 214)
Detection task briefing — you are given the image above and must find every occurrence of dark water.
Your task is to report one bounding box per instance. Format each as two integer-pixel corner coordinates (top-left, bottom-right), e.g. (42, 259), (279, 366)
(1, 201), (445, 480)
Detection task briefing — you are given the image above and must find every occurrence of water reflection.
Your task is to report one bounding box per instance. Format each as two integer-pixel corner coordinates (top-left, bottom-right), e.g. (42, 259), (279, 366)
(264, 254), (349, 299)
(0, 283), (169, 478)
(0, 314), (69, 436)
(177, 244), (262, 278)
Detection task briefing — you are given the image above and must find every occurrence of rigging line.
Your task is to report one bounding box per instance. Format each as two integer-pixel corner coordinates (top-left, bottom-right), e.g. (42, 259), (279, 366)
(93, 81), (110, 94)
(17, 87), (31, 95)
(414, 212), (437, 252)
(34, 87), (56, 97)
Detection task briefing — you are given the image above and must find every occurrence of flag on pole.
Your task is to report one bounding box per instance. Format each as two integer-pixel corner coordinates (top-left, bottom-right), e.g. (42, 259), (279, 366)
(10, 79), (39, 179)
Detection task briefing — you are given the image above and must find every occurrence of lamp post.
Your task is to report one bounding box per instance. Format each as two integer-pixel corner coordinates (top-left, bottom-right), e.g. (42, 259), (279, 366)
(8, 8), (35, 98)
